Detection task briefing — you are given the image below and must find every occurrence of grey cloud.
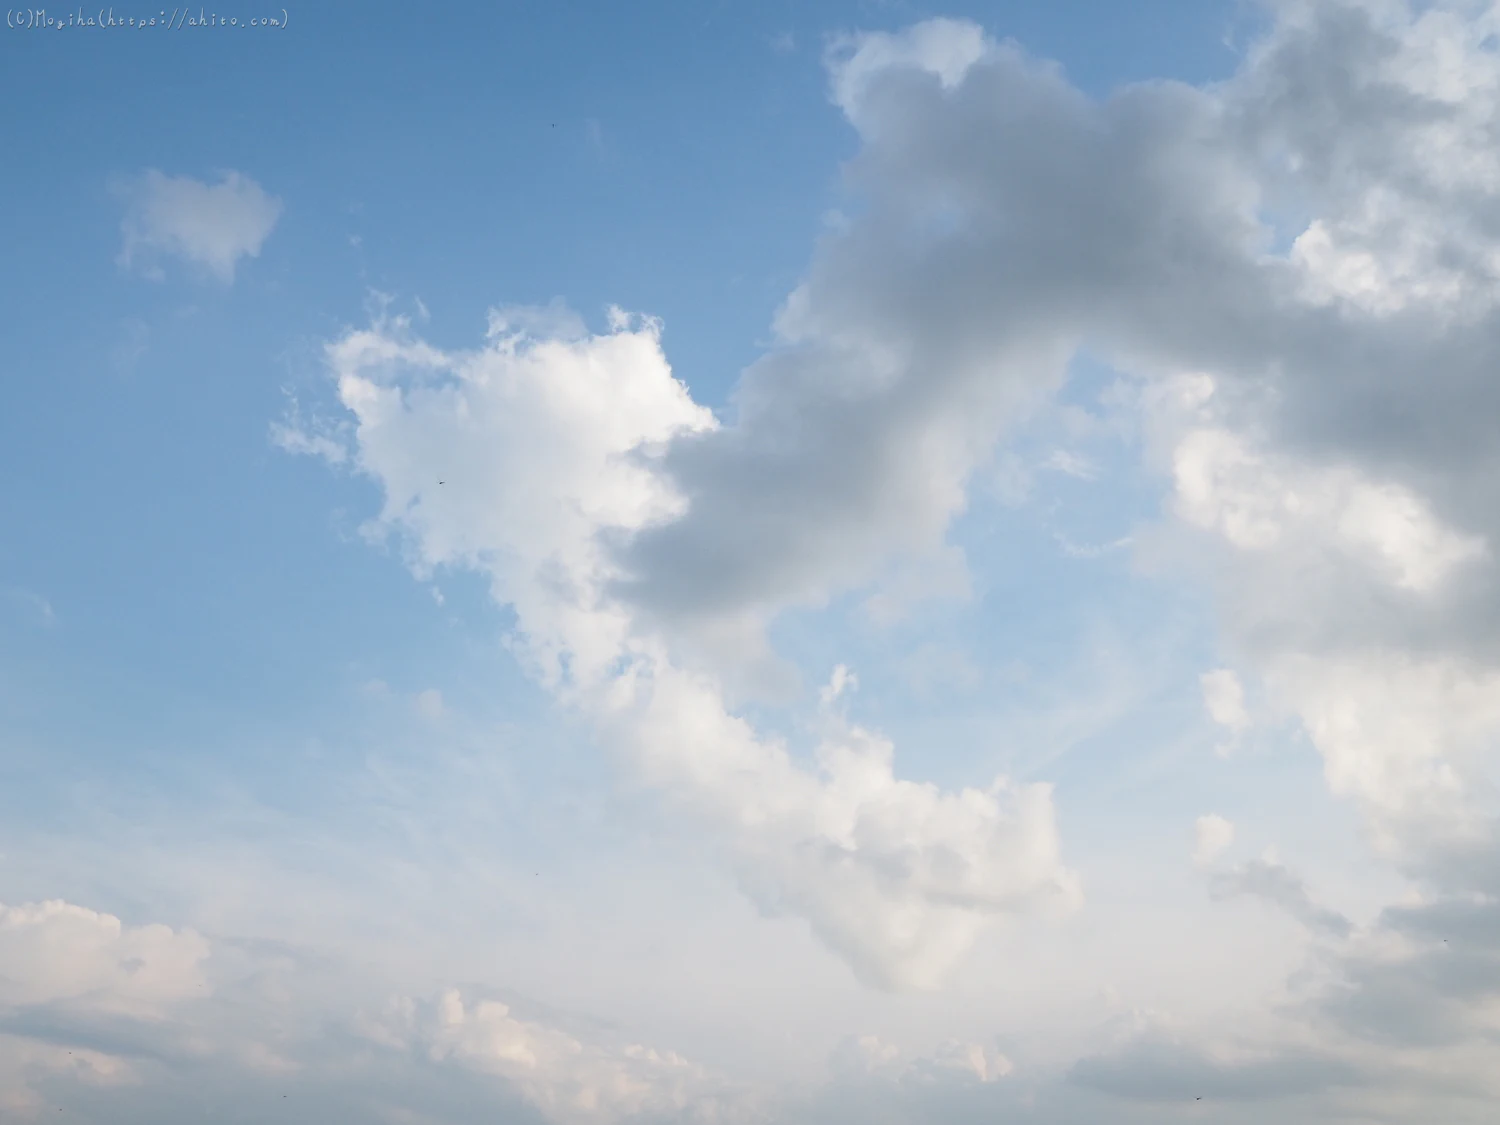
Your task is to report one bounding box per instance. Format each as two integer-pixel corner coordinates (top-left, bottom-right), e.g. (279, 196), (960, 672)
(1209, 858), (1354, 938)
(1313, 893), (1500, 1049)
(610, 0), (1500, 682)
(1068, 1035), (1363, 1102)
(612, 41), (1264, 632)
(0, 1004), (185, 1063)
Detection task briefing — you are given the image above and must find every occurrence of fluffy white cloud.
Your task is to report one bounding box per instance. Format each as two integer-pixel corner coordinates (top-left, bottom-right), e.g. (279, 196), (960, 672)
(366, 989), (743, 1125)
(286, 306), (1080, 992)
(1170, 416), (1486, 596)
(113, 169), (282, 283)
(1263, 652), (1500, 858)
(0, 899), (208, 1014)
(0, 901), (209, 1113)
(0, 896), (754, 1125)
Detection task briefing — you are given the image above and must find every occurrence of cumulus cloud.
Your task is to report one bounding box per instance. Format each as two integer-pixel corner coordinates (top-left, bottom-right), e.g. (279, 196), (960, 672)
(113, 169), (282, 283)
(282, 304), (1080, 991)
(0, 899), (208, 1014)
(0, 897), (753, 1125)
(364, 989), (744, 1125)
(0, 901), (209, 1113)
(1263, 652), (1500, 860)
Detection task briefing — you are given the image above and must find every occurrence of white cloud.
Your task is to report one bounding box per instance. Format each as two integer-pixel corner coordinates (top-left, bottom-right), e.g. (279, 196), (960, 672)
(0, 900), (209, 1113)
(1041, 449), (1098, 480)
(818, 664), (859, 707)
(1263, 651), (1500, 857)
(113, 169), (282, 283)
(1192, 815), (1235, 868)
(284, 304), (1082, 992)
(1170, 421), (1486, 593)
(0, 895), (754, 1125)
(367, 989), (741, 1125)
(0, 899), (208, 1014)
(826, 18), (989, 129)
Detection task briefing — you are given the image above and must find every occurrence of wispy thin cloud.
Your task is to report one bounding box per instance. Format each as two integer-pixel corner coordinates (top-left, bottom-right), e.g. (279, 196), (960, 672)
(112, 169), (282, 284)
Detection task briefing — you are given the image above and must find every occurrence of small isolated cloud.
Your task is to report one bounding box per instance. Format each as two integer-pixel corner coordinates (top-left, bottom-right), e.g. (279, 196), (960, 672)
(770, 31), (796, 55)
(819, 664), (859, 707)
(1192, 814), (1235, 868)
(1041, 449), (1098, 480)
(112, 169), (282, 283)
(1055, 533), (1131, 560)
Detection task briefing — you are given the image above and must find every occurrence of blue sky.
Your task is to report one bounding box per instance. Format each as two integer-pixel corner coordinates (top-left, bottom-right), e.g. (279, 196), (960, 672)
(4, 2), (1500, 1122)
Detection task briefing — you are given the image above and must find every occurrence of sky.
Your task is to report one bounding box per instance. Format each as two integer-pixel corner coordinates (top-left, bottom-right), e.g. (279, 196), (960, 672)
(3, 0), (1500, 1121)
